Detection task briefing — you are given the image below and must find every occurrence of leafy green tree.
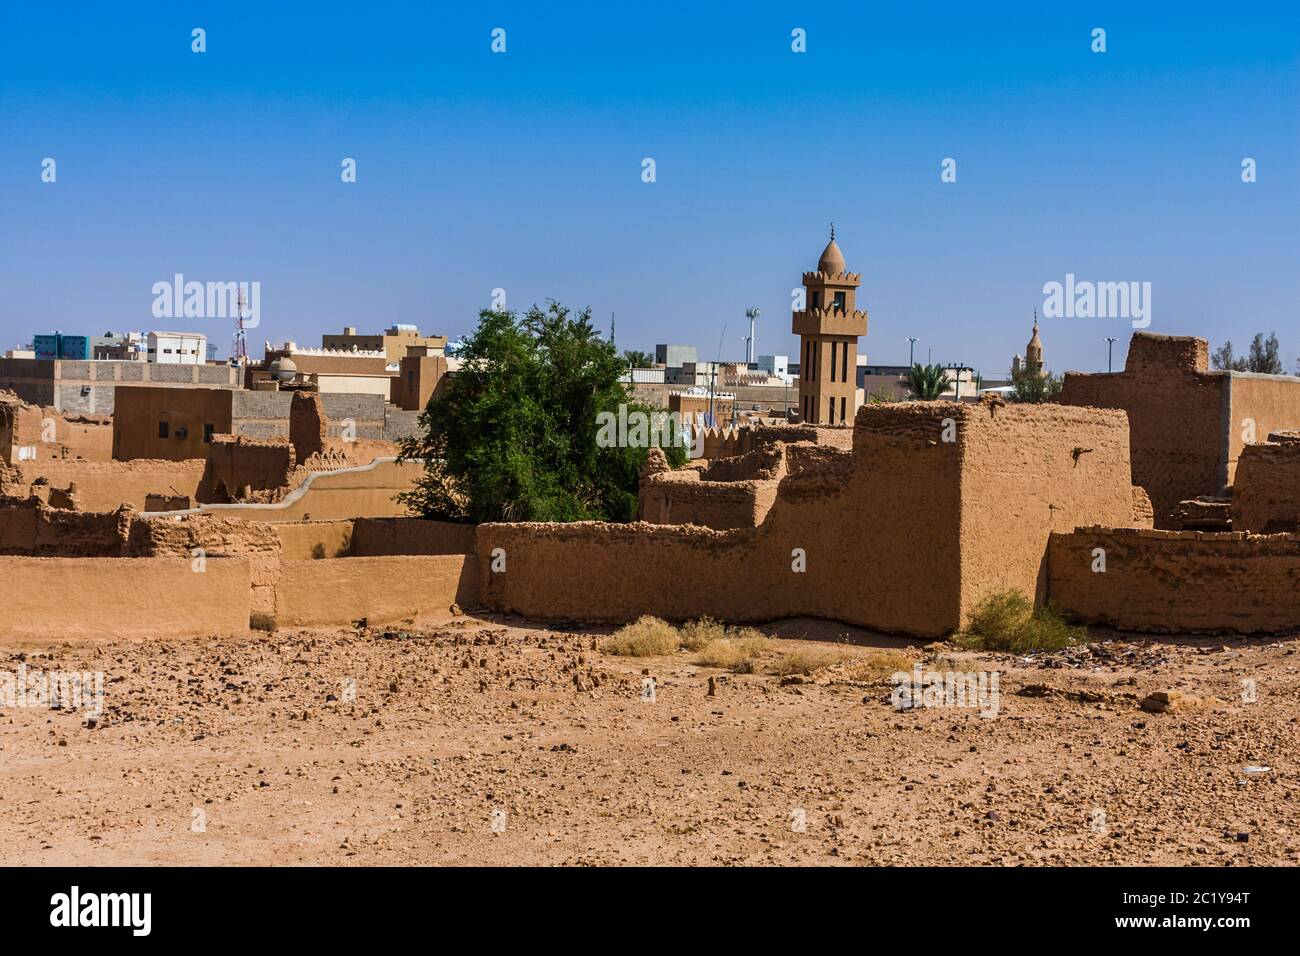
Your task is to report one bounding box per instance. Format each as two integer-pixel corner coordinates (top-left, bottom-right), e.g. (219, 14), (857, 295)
(905, 363), (949, 400)
(622, 349), (654, 368)
(1010, 366), (1063, 403)
(399, 303), (684, 523)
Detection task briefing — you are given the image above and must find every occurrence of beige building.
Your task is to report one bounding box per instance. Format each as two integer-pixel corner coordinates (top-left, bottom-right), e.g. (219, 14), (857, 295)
(792, 229), (868, 424)
(321, 324), (447, 363)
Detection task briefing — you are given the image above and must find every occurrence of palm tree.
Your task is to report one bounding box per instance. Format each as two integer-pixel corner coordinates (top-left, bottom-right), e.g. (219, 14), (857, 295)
(622, 349), (654, 368)
(906, 363), (949, 400)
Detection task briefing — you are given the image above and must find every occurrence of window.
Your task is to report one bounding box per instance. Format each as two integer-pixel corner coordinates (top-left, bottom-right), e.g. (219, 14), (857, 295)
(840, 396), (846, 423)
(810, 290), (821, 310)
(174, 426), (188, 439)
(203, 423), (214, 443)
(828, 396), (835, 424)
(842, 342), (848, 382)
(833, 291), (846, 312)
(830, 342), (838, 382)
(158, 421), (169, 439)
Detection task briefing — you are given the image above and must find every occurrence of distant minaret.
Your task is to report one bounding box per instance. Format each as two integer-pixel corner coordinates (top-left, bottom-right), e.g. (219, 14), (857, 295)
(1024, 311), (1044, 374)
(791, 225), (868, 425)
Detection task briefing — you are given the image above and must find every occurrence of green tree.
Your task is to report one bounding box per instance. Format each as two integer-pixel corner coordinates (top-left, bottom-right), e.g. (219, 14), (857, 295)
(399, 302), (685, 523)
(905, 363), (949, 400)
(622, 349), (653, 368)
(1247, 332), (1282, 374)
(1211, 340), (1248, 371)
(1010, 366), (1063, 403)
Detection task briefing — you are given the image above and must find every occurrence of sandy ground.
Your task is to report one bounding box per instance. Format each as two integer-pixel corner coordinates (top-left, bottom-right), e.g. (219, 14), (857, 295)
(2, 614), (1298, 866)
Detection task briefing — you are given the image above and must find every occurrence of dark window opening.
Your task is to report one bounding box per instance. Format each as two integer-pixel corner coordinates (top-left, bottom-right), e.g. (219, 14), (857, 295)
(174, 426), (188, 439)
(842, 342), (849, 382)
(828, 396), (835, 424)
(158, 421), (169, 439)
(810, 290), (821, 310)
(203, 423), (214, 443)
(840, 396), (846, 423)
(833, 291), (846, 312)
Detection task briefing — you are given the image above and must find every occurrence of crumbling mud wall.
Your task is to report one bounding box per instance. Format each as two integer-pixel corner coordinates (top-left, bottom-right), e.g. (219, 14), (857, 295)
(2, 459), (207, 512)
(1061, 332), (1300, 526)
(272, 555), (477, 627)
(1060, 333), (1227, 525)
(1048, 527), (1300, 633)
(477, 401), (1134, 637)
(0, 394), (113, 464)
(204, 435), (294, 502)
(638, 443), (788, 530)
(0, 499), (137, 556)
(0, 556), (250, 640)
(1231, 432), (1300, 533)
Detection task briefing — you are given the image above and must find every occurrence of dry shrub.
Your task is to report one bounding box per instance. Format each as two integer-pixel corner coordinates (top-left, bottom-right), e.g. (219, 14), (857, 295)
(696, 637), (768, 673)
(955, 590), (1084, 653)
(769, 648), (845, 677)
(833, 648), (917, 683)
(603, 616), (681, 657)
(681, 617), (767, 651)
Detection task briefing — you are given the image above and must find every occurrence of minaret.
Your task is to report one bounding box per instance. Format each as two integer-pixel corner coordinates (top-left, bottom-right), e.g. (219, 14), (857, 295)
(1024, 312), (1044, 375)
(792, 226), (868, 424)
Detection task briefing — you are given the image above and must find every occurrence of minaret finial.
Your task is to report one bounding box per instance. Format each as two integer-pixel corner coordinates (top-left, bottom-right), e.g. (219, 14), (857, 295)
(830, 221), (835, 241)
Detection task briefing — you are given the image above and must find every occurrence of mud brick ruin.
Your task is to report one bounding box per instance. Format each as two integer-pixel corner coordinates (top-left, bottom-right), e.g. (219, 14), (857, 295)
(6, 324), (1300, 641)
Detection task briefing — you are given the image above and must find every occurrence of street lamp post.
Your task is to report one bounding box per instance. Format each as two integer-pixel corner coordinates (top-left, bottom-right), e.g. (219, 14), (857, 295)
(1105, 337), (1118, 373)
(907, 337), (918, 367)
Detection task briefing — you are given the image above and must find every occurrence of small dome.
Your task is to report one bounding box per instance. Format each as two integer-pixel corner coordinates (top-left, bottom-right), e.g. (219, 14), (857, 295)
(817, 237), (846, 275)
(270, 357), (298, 382)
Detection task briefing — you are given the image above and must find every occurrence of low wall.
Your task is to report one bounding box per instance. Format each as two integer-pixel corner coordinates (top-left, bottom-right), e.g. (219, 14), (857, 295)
(1048, 527), (1300, 633)
(0, 556), (250, 640)
(274, 519), (354, 559)
(1231, 435), (1300, 533)
(273, 555), (478, 627)
(350, 517), (475, 555)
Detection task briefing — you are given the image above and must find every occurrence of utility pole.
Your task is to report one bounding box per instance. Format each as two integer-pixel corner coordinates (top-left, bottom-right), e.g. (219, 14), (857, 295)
(745, 308), (760, 365)
(907, 337), (918, 368)
(1105, 336), (1118, 373)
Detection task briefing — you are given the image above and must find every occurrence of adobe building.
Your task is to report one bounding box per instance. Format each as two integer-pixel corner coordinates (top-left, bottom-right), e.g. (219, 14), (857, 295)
(792, 228), (868, 425)
(1060, 331), (1300, 526)
(321, 324), (447, 364)
(111, 385), (419, 460)
(391, 347), (449, 411)
(254, 345), (395, 398)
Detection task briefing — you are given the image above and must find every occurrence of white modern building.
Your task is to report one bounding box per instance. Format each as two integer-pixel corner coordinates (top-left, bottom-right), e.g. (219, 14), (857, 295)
(147, 331), (208, 365)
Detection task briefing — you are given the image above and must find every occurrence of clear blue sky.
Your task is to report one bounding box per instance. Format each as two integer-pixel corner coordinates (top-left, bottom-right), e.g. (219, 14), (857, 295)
(2, 1), (1297, 376)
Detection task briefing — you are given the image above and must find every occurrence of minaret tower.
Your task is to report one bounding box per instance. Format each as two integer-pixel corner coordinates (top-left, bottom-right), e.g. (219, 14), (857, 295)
(1024, 312), (1044, 375)
(792, 225), (868, 424)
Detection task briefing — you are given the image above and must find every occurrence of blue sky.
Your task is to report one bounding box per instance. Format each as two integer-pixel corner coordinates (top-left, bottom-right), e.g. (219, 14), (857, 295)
(2, 1), (1297, 376)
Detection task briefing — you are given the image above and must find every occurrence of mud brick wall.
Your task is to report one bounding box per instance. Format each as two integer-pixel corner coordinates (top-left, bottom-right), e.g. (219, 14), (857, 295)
(1062, 332), (1300, 526)
(958, 402), (1134, 618)
(1231, 435), (1300, 533)
(0, 556), (250, 640)
(0, 499), (136, 556)
(1061, 333), (1227, 526)
(274, 519), (354, 559)
(476, 402), (1133, 637)
(3, 459), (207, 512)
(272, 555), (477, 627)
(205, 435), (294, 500)
(350, 517), (475, 555)
(1048, 527), (1300, 633)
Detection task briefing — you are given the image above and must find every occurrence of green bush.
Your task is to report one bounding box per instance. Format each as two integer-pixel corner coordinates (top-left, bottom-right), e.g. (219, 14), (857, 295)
(955, 590), (1084, 653)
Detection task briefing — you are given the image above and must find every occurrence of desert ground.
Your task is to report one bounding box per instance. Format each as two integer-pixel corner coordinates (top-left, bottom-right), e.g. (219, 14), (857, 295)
(2, 614), (1297, 866)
